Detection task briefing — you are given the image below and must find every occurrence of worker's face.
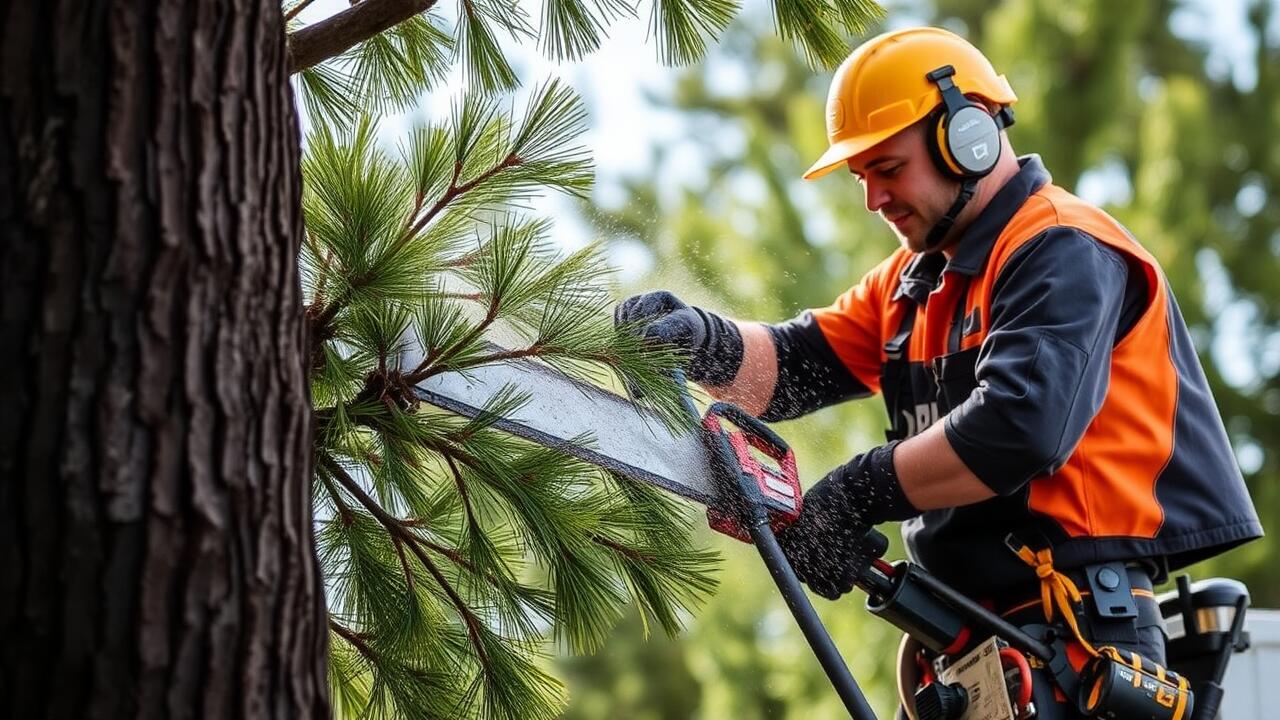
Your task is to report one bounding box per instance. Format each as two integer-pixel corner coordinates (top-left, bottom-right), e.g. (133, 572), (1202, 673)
(847, 125), (960, 254)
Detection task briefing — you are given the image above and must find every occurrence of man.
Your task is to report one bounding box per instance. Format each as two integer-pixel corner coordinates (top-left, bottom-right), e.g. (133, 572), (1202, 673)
(617, 26), (1262, 716)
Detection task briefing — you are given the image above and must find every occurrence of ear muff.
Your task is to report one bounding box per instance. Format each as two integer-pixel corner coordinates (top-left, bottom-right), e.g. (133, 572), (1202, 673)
(925, 65), (1003, 179)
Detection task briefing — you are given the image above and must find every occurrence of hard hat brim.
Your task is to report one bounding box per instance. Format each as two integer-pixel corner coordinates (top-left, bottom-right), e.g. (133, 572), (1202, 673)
(802, 123), (910, 181)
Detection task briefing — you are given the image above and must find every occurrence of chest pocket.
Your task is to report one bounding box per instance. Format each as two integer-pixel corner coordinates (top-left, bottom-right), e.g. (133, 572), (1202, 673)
(932, 345), (980, 411)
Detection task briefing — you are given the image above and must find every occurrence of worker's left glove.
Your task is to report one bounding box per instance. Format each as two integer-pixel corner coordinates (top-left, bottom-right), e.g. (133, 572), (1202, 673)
(777, 441), (920, 600)
(613, 290), (743, 385)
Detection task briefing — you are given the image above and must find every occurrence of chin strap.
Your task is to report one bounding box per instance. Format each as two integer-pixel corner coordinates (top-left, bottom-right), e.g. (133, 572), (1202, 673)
(924, 178), (977, 250)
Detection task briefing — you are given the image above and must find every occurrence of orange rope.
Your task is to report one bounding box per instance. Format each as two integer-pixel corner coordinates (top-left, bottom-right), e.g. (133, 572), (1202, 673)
(1012, 545), (1101, 657)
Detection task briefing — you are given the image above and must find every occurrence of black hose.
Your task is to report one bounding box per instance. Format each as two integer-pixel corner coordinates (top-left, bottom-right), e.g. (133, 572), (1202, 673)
(908, 564), (1055, 661)
(749, 516), (879, 720)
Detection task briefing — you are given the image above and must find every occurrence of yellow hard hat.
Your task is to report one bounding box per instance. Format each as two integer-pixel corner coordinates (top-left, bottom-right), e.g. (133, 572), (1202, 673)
(803, 27), (1017, 180)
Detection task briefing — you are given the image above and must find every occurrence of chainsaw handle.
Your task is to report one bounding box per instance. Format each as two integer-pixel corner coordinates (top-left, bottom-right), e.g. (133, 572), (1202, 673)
(704, 402), (789, 453)
(750, 518), (879, 720)
(701, 401), (802, 542)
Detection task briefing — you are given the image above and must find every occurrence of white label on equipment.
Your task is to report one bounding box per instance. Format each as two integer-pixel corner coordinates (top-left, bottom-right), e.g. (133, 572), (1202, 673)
(763, 476), (796, 498)
(936, 637), (1015, 720)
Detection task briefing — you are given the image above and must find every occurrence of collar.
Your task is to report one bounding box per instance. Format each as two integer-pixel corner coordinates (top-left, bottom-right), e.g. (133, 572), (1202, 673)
(893, 155), (1052, 305)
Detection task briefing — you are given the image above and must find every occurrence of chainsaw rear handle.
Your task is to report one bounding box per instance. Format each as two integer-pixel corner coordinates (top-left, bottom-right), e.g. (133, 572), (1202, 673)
(701, 402), (802, 542)
(703, 402), (789, 455)
(714, 418), (877, 720)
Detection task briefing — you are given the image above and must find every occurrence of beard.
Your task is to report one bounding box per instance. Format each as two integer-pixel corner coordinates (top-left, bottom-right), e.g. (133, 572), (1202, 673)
(884, 180), (967, 254)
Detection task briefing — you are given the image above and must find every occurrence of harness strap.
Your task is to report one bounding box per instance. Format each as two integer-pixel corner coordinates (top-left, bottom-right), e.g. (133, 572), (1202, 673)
(884, 303), (918, 360)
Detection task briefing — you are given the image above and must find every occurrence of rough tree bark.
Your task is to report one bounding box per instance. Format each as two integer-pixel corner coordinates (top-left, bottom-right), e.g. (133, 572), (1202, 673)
(0, 2), (329, 717)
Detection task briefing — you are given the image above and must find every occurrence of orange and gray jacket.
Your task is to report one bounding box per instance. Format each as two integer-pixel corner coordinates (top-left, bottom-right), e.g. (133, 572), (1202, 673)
(764, 156), (1262, 597)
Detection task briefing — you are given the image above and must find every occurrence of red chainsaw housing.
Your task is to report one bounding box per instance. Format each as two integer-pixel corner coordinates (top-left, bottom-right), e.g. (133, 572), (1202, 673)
(701, 412), (802, 542)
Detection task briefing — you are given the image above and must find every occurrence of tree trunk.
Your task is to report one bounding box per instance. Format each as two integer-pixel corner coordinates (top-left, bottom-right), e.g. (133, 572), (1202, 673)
(0, 2), (329, 717)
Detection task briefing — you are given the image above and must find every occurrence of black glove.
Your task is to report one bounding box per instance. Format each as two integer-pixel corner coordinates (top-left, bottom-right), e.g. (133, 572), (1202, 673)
(614, 290), (743, 385)
(777, 441), (920, 600)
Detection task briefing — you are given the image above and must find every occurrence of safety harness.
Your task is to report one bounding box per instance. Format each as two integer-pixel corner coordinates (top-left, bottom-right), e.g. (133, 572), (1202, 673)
(1010, 543), (1192, 719)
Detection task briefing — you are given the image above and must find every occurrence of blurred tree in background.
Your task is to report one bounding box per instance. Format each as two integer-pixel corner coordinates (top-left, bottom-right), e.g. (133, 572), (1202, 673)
(563, 0), (1279, 717)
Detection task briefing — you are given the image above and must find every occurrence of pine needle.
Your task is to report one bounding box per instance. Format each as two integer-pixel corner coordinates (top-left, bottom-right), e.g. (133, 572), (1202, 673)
(540, 0), (637, 63)
(300, 42), (725, 720)
(649, 0), (740, 66)
(772, 0), (886, 68)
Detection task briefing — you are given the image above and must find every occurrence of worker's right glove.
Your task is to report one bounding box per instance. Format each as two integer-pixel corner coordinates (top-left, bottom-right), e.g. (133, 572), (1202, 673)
(777, 480), (880, 601)
(778, 441), (917, 600)
(613, 290), (743, 385)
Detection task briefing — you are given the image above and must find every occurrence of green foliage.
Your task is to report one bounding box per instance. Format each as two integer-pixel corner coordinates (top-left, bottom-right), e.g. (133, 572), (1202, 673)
(284, 1), (888, 717)
(649, 0), (741, 67)
(541, 0), (638, 62)
(292, 8), (456, 122)
(772, 0), (884, 67)
(289, 0), (886, 121)
(302, 84), (719, 719)
(458, 0), (536, 93)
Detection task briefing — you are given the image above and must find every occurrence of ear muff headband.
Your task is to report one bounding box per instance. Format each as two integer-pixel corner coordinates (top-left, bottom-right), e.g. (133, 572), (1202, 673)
(925, 65), (1003, 179)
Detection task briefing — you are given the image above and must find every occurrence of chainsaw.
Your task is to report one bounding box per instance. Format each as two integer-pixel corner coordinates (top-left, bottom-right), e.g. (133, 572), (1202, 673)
(406, 342), (1250, 720)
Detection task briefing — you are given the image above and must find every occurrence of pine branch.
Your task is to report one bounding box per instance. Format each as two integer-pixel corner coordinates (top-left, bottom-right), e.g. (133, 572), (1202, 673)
(392, 535), (418, 593)
(309, 155), (518, 339)
(457, 0), (532, 93)
(284, 0), (319, 24)
(540, 0), (636, 62)
(649, 0), (739, 66)
(410, 530), (495, 670)
(426, 346), (545, 374)
(288, 0), (438, 74)
(297, 33), (731, 711)
(302, 230), (336, 308)
(351, 14), (455, 115)
(772, 0), (844, 68)
(404, 341), (536, 385)
(591, 534), (653, 563)
(318, 467), (357, 527)
(322, 454), (498, 671)
(408, 154), (520, 241)
(331, 616), (379, 663)
(417, 535), (539, 606)
(296, 60), (362, 124)
(323, 454), (413, 543)
(412, 344), (639, 387)
(444, 454), (482, 531)
(402, 293), (501, 381)
(321, 438), (534, 613)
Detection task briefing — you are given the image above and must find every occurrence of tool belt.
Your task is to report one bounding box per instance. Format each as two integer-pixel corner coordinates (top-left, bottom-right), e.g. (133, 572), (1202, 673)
(997, 563), (1164, 655)
(1001, 543), (1190, 719)
(900, 546), (1189, 720)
